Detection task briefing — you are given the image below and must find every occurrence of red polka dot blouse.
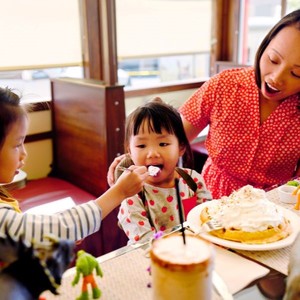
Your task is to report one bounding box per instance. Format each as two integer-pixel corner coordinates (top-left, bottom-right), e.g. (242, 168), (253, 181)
(179, 67), (300, 199)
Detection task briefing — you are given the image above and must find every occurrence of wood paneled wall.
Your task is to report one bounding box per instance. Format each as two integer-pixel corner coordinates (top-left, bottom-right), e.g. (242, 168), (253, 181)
(50, 78), (125, 196)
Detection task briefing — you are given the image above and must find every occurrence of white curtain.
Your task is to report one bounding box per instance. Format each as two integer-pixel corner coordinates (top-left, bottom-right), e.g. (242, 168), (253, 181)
(116, 0), (212, 59)
(0, 0), (82, 71)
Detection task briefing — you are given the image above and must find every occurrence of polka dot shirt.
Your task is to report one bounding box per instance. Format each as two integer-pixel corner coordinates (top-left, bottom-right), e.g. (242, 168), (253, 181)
(179, 67), (300, 199)
(117, 168), (211, 244)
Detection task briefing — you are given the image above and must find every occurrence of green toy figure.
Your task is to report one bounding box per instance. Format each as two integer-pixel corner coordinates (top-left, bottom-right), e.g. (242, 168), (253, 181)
(72, 250), (103, 300)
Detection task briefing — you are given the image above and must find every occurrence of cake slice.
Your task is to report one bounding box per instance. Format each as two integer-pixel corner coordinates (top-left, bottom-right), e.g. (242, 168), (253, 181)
(200, 185), (291, 244)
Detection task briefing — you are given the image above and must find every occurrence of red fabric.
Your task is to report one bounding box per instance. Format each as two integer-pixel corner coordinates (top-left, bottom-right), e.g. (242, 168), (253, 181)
(11, 177), (94, 212)
(182, 194), (197, 219)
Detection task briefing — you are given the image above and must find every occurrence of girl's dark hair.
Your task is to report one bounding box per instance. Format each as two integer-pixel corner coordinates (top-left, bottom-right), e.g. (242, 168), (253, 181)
(125, 97), (194, 167)
(0, 87), (28, 149)
(254, 9), (300, 88)
(0, 87), (28, 199)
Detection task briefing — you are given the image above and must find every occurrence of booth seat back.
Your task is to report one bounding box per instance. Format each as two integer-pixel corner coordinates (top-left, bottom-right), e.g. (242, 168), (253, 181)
(12, 177), (94, 211)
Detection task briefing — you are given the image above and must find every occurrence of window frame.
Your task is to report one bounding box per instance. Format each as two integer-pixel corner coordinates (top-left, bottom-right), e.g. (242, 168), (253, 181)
(1, 1), (291, 93)
(80, 0), (242, 82)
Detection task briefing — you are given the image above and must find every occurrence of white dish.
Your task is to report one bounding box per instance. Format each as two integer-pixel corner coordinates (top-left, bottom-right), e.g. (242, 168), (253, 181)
(187, 201), (300, 251)
(277, 185), (297, 204)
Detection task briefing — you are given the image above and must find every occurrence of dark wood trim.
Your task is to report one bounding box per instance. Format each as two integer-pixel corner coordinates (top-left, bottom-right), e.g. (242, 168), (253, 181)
(25, 131), (52, 143)
(210, 0), (240, 75)
(125, 80), (205, 98)
(100, 0), (118, 85)
(281, 0), (287, 16)
(26, 80), (206, 111)
(50, 78), (125, 196)
(80, 0), (101, 80)
(80, 0), (239, 87)
(80, 0), (118, 84)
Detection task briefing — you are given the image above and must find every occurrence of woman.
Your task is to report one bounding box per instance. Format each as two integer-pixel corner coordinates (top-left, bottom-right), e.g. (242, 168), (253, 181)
(179, 9), (300, 198)
(116, 98), (210, 244)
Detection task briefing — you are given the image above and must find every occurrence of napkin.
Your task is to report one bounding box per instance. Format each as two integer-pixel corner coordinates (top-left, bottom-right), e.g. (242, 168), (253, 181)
(25, 197), (75, 215)
(214, 245), (270, 294)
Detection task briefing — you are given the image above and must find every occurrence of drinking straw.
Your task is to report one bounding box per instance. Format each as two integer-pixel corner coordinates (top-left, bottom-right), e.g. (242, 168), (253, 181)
(175, 178), (186, 244)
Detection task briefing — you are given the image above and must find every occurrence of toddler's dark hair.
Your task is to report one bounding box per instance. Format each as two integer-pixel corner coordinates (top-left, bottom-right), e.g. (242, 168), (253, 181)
(124, 97), (194, 167)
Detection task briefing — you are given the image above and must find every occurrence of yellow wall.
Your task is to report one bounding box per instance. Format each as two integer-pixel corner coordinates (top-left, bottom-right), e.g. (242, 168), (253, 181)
(24, 110), (53, 179)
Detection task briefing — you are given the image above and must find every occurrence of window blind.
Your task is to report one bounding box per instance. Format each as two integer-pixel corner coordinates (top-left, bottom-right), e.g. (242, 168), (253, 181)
(116, 0), (212, 59)
(0, 0), (82, 71)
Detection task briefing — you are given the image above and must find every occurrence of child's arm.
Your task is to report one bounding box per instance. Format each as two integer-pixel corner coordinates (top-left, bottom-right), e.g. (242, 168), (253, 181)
(0, 166), (148, 244)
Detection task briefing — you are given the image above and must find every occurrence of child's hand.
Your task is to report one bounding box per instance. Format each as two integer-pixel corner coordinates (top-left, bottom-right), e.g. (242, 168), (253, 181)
(115, 165), (148, 198)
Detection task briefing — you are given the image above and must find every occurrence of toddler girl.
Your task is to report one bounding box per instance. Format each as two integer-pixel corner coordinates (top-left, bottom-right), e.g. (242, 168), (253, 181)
(117, 98), (211, 244)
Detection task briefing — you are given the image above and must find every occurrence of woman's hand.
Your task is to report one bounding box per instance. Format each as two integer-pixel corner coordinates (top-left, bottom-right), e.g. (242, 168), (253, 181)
(107, 154), (127, 187)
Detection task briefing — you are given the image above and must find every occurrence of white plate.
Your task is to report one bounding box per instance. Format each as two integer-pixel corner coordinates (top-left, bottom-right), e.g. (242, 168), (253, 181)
(187, 201), (300, 251)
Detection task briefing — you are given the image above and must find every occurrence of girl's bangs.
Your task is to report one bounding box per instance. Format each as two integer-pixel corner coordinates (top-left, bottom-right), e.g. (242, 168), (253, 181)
(133, 112), (174, 136)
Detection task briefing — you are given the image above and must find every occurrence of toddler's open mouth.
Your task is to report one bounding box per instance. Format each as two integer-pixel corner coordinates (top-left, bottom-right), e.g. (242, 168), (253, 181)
(148, 165), (162, 177)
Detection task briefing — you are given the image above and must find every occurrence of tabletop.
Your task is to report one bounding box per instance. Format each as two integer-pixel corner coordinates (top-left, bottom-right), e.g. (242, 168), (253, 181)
(41, 186), (300, 300)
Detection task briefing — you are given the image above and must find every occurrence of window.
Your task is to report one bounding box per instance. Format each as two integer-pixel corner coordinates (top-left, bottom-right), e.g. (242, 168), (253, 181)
(0, 0), (83, 101)
(287, 0), (300, 14)
(1, 0), (297, 100)
(238, 0), (297, 65)
(116, 0), (212, 88)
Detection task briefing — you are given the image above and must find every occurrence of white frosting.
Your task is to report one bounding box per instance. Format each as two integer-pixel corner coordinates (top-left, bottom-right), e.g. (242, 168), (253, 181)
(148, 166), (160, 176)
(152, 235), (211, 264)
(207, 185), (284, 232)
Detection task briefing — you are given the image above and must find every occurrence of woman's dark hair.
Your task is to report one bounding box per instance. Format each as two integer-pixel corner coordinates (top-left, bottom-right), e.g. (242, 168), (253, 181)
(254, 9), (300, 88)
(124, 97), (194, 167)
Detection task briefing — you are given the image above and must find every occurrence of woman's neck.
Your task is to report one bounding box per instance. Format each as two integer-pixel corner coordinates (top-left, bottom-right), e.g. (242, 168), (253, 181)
(259, 94), (283, 124)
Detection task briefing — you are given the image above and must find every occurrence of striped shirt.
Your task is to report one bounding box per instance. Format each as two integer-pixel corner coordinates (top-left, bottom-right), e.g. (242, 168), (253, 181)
(0, 200), (102, 243)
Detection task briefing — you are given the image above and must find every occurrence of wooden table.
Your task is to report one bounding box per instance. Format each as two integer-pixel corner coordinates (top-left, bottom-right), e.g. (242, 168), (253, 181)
(41, 187), (300, 299)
